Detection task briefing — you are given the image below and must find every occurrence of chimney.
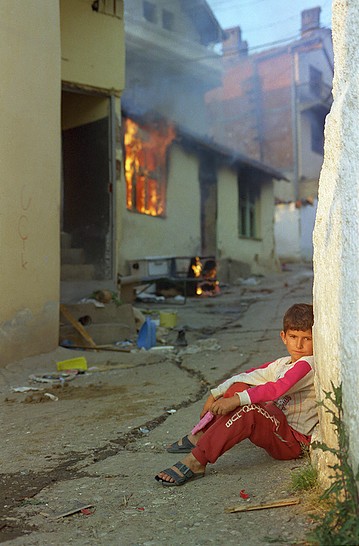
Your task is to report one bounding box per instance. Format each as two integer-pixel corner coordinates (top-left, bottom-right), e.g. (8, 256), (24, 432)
(222, 27), (248, 59)
(301, 7), (321, 37)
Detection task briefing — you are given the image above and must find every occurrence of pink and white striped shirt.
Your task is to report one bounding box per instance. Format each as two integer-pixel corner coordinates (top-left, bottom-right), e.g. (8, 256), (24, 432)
(211, 356), (317, 437)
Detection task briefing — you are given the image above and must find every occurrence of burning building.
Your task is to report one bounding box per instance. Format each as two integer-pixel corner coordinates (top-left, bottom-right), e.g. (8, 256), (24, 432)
(206, 8), (334, 262)
(118, 0), (285, 290)
(124, 117), (175, 217)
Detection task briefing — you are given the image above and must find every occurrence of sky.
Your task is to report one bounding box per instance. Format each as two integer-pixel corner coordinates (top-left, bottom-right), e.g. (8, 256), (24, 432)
(206, 0), (332, 52)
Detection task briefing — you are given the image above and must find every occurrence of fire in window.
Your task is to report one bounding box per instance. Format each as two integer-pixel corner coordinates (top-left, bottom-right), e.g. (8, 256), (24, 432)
(124, 118), (175, 217)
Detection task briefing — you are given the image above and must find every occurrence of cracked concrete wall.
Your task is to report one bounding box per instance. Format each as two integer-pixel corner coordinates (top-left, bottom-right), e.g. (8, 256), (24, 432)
(313, 0), (359, 483)
(0, 2), (61, 365)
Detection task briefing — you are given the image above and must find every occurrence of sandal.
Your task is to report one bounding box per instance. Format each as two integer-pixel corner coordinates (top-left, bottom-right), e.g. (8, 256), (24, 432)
(155, 462), (205, 486)
(166, 435), (195, 453)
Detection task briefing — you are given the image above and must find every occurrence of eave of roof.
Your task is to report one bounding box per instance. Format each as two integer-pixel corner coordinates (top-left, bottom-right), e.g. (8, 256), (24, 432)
(121, 110), (287, 181)
(176, 127), (286, 180)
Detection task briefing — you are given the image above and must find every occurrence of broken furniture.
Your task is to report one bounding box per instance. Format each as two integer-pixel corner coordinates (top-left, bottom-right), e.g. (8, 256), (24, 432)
(60, 302), (137, 346)
(118, 255), (217, 302)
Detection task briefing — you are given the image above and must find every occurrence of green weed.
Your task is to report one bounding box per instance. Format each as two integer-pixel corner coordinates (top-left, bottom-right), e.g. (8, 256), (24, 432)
(307, 383), (359, 545)
(291, 463), (318, 492)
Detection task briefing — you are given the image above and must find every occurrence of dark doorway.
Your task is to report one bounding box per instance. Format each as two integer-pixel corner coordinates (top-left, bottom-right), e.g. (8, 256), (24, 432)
(61, 91), (114, 286)
(199, 152), (217, 256)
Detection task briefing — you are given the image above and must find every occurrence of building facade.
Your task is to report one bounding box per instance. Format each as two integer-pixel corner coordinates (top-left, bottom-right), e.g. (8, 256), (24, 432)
(206, 7), (333, 262)
(0, 0), (125, 366)
(119, 0), (281, 281)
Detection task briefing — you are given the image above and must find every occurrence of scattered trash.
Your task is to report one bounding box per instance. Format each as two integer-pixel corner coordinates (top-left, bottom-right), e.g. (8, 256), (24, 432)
(29, 371), (78, 385)
(22, 391), (62, 403)
(56, 356), (87, 372)
(167, 409), (176, 414)
(60, 339), (78, 349)
(80, 508), (95, 516)
(44, 393), (58, 402)
(148, 345), (174, 352)
(175, 329), (188, 347)
(60, 304), (97, 348)
(139, 427), (150, 434)
(240, 489), (250, 500)
(12, 387), (43, 393)
(159, 310), (177, 328)
(136, 293), (165, 303)
(137, 316), (157, 350)
(64, 344), (131, 353)
(93, 289), (113, 304)
(225, 497), (300, 514)
(237, 276), (261, 286)
(77, 297), (105, 308)
(115, 340), (134, 348)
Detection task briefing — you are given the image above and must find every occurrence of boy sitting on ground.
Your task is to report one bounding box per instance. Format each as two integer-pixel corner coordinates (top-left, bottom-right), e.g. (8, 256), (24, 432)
(155, 303), (317, 486)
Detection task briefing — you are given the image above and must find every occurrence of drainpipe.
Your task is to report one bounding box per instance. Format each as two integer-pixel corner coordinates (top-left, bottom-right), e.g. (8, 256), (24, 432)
(291, 48), (299, 201)
(109, 94), (117, 280)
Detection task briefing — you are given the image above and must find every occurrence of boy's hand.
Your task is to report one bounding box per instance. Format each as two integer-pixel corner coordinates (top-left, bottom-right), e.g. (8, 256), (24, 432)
(200, 394), (215, 418)
(210, 396), (240, 415)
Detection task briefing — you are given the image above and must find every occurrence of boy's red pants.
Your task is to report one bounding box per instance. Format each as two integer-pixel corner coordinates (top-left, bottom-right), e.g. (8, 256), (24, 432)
(191, 382), (303, 465)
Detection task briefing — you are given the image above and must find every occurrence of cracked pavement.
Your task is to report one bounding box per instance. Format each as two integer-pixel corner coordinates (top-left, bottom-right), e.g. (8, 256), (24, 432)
(0, 264), (316, 545)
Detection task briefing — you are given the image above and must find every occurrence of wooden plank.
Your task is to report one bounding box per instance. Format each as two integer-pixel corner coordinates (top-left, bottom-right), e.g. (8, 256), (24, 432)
(60, 304), (97, 348)
(69, 344), (131, 353)
(225, 497), (300, 513)
(48, 502), (94, 519)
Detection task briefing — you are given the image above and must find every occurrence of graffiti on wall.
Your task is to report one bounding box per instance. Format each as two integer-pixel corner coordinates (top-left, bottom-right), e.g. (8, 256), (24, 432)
(18, 186), (32, 270)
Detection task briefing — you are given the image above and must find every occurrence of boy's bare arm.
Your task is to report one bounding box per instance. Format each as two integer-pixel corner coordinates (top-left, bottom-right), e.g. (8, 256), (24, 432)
(200, 394), (240, 417)
(210, 396), (240, 415)
(200, 393), (216, 417)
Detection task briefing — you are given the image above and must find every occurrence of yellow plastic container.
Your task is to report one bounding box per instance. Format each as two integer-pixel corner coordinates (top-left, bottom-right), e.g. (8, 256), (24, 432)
(159, 311), (177, 328)
(56, 356), (88, 371)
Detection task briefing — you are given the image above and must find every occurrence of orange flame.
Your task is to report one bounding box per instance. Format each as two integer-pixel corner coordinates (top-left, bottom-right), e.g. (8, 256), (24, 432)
(124, 118), (175, 216)
(191, 256), (203, 278)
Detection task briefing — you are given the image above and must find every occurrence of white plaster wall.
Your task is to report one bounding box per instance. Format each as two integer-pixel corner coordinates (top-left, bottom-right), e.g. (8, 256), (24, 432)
(118, 144), (201, 273)
(313, 0), (359, 481)
(217, 168), (278, 274)
(274, 204), (301, 262)
(300, 199), (317, 261)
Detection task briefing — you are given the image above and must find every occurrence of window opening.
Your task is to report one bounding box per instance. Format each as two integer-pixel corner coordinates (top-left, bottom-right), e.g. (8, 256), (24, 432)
(310, 110), (326, 154)
(124, 118), (175, 217)
(238, 178), (259, 238)
(309, 65), (323, 98)
(91, 0), (123, 18)
(143, 1), (157, 23)
(162, 9), (174, 31)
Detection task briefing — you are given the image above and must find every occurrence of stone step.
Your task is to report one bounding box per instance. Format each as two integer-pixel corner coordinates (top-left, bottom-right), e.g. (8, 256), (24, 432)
(60, 264), (96, 281)
(61, 248), (86, 265)
(61, 231), (72, 249)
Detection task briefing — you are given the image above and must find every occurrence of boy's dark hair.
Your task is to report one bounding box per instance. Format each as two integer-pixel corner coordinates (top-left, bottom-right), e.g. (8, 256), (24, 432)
(283, 303), (313, 332)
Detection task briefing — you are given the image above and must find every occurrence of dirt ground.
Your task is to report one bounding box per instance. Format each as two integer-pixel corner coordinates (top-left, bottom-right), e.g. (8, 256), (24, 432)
(0, 264), (317, 545)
